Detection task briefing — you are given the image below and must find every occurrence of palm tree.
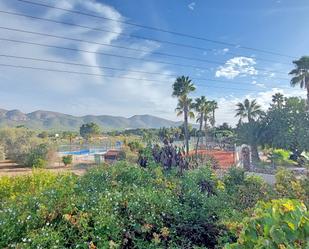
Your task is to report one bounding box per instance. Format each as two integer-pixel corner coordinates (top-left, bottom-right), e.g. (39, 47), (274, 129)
(175, 96), (195, 153)
(289, 56), (309, 109)
(194, 96), (208, 155)
(272, 93), (284, 109)
(235, 99), (263, 123)
(209, 100), (218, 127)
(172, 76), (196, 154)
(235, 99), (263, 162)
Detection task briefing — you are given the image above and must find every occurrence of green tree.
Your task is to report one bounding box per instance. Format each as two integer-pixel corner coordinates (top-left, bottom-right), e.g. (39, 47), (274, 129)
(235, 99), (263, 162)
(289, 56), (309, 109)
(271, 92), (285, 109)
(172, 76), (196, 154)
(261, 96), (309, 158)
(79, 123), (100, 140)
(209, 100), (218, 127)
(235, 99), (263, 123)
(194, 96), (208, 154)
(62, 131), (78, 151)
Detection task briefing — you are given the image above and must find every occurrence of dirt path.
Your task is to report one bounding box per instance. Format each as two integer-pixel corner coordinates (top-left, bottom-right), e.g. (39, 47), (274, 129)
(0, 160), (96, 177)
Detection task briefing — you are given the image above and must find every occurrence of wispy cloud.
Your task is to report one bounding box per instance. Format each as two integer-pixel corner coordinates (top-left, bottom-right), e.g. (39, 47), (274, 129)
(188, 2), (196, 10)
(215, 57), (258, 79)
(0, 0), (177, 120)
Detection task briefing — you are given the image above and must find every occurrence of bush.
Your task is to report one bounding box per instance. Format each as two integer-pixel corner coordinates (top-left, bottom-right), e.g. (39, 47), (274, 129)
(25, 143), (50, 168)
(275, 169), (309, 206)
(268, 149), (296, 167)
(62, 155), (73, 166)
(0, 128), (55, 166)
(127, 141), (143, 152)
(225, 199), (309, 249)
(0, 162), (230, 248)
(224, 167), (272, 211)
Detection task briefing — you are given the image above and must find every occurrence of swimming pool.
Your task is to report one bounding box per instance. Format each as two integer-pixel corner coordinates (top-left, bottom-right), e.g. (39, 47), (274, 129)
(60, 148), (107, 155)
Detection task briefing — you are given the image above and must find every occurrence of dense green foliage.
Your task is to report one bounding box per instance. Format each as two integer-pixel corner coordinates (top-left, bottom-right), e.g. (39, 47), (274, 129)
(236, 95), (309, 166)
(0, 163), (234, 248)
(225, 199), (309, 249)
(0, 162), (307, 248)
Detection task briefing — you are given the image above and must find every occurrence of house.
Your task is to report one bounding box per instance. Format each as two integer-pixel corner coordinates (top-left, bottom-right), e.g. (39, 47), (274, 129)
(103, 150), (123, 163)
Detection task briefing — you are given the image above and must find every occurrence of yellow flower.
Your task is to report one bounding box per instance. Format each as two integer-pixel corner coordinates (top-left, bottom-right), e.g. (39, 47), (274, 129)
(152, 232), (161, 244)
(160, 227), (170, 238)
(109, 240), (118, 248)
(142, 223), (153, 232)
(282, 201), (295, 212)
(89, 241), (96, 249)
(278, 244), (286, 249)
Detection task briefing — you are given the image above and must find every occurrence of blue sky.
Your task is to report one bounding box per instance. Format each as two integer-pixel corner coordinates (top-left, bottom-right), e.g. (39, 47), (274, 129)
(0, 0), (308, 125)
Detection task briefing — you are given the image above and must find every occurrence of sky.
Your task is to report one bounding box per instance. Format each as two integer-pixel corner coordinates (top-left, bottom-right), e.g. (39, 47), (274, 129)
(0, 0), (308, 125)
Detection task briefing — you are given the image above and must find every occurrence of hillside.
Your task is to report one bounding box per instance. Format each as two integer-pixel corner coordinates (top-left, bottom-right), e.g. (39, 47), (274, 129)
(0, 109), (181, 131)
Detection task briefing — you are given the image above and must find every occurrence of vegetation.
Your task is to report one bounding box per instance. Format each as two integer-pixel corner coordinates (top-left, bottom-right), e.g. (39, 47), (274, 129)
(0, 127), (54, 167)
(289, 56), (309, 108)
(62, 155), (73, 166)
(172, 76), (196, 154)
(1, 58), (309, 248)
(79, 122), (101, 140)
(225, 199), (309, 249)
(0, 162), (307, 248)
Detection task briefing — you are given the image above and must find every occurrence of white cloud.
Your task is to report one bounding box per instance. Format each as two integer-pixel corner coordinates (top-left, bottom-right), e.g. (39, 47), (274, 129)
(251, 81), (266, 88)
(0, 0), (178, 120)
(213, 48), (229, 55)
(215, 87), (306, 126)
(215, 57), (258, 79)
(188, 2), (196, 10)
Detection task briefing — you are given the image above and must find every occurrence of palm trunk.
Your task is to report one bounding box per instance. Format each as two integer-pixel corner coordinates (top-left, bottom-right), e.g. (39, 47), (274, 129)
(195, 113), (203, 156)
(251, 144), (260, 163)
(204, 118), (207, 149)
(306, 87), (309, 110)
(184, 106), (189, 155)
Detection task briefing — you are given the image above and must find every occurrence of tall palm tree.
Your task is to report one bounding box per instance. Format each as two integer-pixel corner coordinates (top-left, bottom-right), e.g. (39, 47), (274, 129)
(172, 76), (196, 154)
(235, 99), (263, 162)
(202, 101), (213, 148)
(209, 100), (218, 127)
(194, 96), (208, 155)
(272, 93), (284, 109)
(289, 56), (309, 109)
(235, 99), (263, 123)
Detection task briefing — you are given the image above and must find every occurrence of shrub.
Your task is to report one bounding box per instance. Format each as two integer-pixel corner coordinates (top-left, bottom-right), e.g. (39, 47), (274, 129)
(0, 162), (229, 248)
(62, 155), (73, 166)
(25, 143), (50, 168)
(268, 149), (296, 167)
(275, 169), (309, 206)
(127, 141), (143, 152)
(224, 167), (272, 211)
(225, 199), (309, 249)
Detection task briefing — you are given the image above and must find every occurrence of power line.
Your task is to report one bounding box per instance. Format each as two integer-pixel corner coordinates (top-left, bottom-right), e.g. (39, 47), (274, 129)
(0, 27), (291, 77)
(0, 37), (291, 83)
(0, 53), (293, 90)
(16, 0), (298, 59)
(0, 9), (293, 66)
(0, 62), (287, 93)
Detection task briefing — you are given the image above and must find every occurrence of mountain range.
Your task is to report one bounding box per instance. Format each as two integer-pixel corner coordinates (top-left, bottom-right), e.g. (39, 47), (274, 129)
(0, 108), (182, 131)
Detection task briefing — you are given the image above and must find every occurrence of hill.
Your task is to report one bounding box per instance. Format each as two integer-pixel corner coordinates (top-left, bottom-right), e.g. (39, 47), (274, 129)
(0, 109), (182, 131)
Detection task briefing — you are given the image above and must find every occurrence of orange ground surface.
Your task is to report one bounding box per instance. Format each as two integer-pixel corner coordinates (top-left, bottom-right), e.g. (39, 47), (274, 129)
(189, 150), (235, 169)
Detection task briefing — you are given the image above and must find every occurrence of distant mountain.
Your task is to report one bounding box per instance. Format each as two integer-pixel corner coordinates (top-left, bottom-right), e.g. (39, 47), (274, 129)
(0, 109), (182, 131)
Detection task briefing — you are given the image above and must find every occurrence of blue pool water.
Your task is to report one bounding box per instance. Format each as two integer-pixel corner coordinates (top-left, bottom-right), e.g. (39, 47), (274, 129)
(61, 148), (106, 155)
